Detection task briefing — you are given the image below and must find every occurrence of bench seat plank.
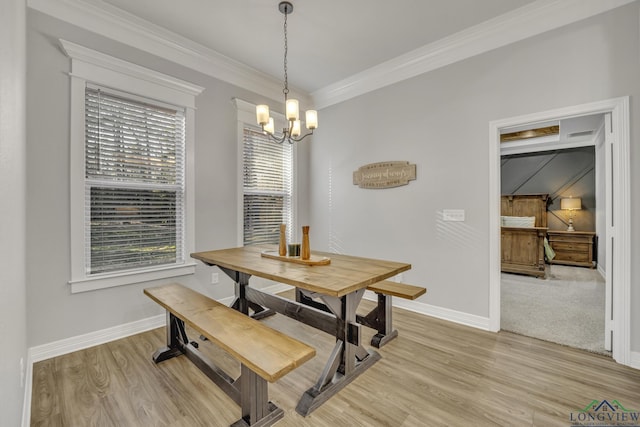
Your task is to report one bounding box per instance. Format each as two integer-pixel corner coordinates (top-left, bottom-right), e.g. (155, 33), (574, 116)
(144, 283), (315, 383)
(367, 280), (426, 300)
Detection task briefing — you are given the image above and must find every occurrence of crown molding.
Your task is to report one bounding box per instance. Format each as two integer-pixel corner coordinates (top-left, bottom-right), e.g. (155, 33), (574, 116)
(311, 0), (637, 109)
(28, 0), (635, 110)
(27, 0), (311, 106)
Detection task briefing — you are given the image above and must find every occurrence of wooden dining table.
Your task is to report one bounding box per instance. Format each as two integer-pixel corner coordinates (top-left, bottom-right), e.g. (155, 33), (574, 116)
(191, 245), (411, 416)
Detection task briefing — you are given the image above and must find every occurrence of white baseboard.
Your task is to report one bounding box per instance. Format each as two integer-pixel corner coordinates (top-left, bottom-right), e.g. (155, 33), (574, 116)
(29, 314), (165, 364)
(363, 290), (490, 330)
(260, 284), (491, 330)
(23, 313), (166, 427)
(21, 285), (635, 427)
(630, 351), (640, 370)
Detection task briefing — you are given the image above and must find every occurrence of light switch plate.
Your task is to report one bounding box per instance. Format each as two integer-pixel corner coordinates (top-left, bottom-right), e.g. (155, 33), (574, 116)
(443, 209), (465, 222)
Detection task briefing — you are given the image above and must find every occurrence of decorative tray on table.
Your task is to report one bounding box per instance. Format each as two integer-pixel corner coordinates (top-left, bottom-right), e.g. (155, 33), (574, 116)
(260, 251), (331, 266)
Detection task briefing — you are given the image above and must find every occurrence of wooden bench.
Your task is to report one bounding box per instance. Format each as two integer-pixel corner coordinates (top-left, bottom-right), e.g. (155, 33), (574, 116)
(357, 280), (427, 348)
(144, 283), (316, 427)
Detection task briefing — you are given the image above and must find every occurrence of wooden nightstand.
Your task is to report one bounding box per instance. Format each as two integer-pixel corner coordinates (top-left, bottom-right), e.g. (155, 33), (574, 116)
(547, 230), (596, 268)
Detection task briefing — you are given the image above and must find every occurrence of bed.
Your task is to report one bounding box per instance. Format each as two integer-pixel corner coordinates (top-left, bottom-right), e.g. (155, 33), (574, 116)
(501, 194), (550, 278)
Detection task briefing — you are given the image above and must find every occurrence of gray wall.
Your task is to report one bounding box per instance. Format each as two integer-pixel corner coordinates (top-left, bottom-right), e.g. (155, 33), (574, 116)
(310, 4), (640, 348)
(23, 3), (640, 358)
(25, 10), (310, 347)
(0, 0), (28, 425)
(501, 147), (596, 232)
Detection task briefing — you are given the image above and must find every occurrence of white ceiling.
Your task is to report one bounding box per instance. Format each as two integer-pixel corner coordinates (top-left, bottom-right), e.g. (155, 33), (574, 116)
(30, 0), (634, 107)
(101, 0), (535, 93)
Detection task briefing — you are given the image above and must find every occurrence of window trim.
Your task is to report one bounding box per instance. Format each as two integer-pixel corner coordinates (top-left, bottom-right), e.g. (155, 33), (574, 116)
(62, 39), (204, 293)
(234, 98), (298, 247)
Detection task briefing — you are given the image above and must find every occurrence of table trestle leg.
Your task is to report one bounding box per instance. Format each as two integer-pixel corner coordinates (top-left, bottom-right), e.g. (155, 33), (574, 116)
(223, 268), (275, 320)
(313, 340), (344, 391)
(296, 289), (381, 417)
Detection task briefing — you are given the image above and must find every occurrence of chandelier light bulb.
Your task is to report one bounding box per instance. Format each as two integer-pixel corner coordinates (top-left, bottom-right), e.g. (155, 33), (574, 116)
(286, 99), (299, 121)
(264, 117), (275, 134)
(256, 104), (270, 126)
(291, 119), (301, 137)
(305, 110), (318, 129)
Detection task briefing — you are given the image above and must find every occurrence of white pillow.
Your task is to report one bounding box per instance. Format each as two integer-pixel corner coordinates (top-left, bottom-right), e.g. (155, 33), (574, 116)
(501, 216), (536, 227)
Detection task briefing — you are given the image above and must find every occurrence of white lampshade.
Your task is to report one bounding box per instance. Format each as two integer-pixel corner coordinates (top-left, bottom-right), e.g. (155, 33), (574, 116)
(561, 198), (582, 210)
(305, 110), (318, 129)
(286, 99), (299, 121)
(256, 105), (269, 125)
(263, 117), (275, 134)
(291, 120), (301, 137)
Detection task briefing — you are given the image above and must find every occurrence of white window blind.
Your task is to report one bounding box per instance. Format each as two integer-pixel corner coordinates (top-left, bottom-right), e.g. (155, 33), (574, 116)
(85, 85), (186, 274)
(242, 126), (293, 245)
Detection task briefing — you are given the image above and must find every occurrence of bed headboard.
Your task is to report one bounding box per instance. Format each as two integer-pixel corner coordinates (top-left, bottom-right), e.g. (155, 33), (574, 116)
(501, 194), (549, 227)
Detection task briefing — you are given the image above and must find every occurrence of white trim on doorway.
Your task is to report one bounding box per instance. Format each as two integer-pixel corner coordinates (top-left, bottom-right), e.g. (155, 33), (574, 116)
(488, 97), (631, 366)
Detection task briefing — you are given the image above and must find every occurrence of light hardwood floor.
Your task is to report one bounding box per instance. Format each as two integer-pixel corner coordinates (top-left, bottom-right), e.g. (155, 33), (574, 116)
(31, 296), (640, 426)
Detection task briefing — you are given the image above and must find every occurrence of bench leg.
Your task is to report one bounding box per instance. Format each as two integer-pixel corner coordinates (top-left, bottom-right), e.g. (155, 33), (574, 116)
(356, 293), (398, 348)
(150, 309), (282, 426)
(231, 364), (283, 427)
(152, 311), (185, 363)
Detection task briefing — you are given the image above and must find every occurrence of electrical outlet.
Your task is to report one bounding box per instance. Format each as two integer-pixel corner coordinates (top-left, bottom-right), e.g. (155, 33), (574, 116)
(211, 272), (219, 284)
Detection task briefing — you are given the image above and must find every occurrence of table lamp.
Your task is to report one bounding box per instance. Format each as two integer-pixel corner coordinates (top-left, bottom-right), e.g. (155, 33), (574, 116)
(560, 197), (581, 231)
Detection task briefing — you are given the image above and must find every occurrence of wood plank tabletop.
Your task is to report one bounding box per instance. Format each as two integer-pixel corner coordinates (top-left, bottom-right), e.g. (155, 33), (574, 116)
(191, 245), (411, 298)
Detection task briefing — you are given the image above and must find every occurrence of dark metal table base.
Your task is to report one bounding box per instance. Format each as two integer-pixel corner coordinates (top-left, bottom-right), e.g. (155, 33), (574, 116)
(297, 288), (398, 348)
(216, 267), (381, 417)
(295, 342), (381, 416)
(152, 312), (284, 427)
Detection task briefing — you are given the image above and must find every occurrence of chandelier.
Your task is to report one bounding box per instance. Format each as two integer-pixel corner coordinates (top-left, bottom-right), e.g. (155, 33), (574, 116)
(256, 1), (318, 144)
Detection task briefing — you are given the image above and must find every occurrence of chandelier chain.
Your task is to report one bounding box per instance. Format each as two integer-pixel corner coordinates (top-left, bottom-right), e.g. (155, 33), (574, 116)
(256, 2), (316, 144)
(283, 8), (289, 97)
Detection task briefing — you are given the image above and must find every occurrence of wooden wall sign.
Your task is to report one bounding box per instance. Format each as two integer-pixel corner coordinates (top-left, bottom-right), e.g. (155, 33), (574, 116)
(353, 161), (417, 189)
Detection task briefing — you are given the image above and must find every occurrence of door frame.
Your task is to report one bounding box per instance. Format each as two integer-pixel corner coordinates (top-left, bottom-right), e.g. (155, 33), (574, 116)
(488, 97), (630, 366)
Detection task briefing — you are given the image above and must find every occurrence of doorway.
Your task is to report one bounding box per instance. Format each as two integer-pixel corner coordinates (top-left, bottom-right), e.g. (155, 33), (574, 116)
(488, 97), (631, 366)
(500, 142), (606, 354)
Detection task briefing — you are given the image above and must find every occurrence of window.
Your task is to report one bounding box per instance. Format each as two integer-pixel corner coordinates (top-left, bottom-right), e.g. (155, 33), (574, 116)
(234, 99), (296, 247)
(63, 40), (203, 293)
(242, 126), (293, 245)
(85, 86), (185, 274)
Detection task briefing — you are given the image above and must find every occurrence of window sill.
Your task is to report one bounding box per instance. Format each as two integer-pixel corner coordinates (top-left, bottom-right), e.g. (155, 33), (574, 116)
(69, 262), (197, 294)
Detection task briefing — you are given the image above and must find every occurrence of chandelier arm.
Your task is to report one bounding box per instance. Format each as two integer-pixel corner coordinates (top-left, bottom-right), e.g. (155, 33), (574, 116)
(263, 129), (313, 144)
(267, 132), (289, 144)
(288, 130), (314, 143)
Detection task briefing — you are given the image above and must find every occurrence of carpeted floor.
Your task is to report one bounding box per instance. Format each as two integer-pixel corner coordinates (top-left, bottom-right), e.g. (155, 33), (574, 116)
(501, 264), (610, 355)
